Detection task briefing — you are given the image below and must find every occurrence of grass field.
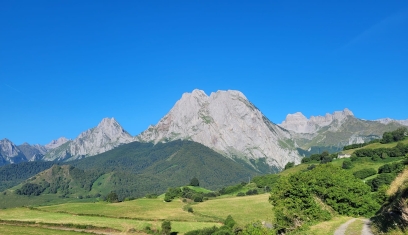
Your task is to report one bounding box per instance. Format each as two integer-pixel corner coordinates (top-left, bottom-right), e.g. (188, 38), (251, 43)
(192, 194), (273, 225)
(0, 192), (272, 234)
(39, 197), (201, 222)
(343, 138), (408, 155)
(0, 193), (95, 209)
(0, 224), (94, 235)
(0, 207), (220, 234)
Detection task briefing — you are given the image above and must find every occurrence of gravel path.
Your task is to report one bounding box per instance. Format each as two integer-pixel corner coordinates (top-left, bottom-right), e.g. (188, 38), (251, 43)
(334, 218), (356, 235)
(334, 218), (374, 235)
(361, 219), (374, 235)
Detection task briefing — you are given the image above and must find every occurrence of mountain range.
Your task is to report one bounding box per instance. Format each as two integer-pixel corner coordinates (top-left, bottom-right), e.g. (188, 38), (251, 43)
(1, 89), (407, 170)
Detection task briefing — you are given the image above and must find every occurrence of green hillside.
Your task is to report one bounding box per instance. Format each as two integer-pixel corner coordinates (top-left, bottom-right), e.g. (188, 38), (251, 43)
(0, 161), (57, 192)
(0, 140), (259, 202)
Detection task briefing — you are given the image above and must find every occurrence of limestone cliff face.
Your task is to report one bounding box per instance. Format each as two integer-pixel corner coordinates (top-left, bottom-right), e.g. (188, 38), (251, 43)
(0, 139), (27, 165)
(44, 118), (133, 161)
(137, 89), (301, 169)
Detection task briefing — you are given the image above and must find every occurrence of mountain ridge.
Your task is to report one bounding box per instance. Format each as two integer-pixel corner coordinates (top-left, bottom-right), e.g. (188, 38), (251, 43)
(137, 89), (301, 169)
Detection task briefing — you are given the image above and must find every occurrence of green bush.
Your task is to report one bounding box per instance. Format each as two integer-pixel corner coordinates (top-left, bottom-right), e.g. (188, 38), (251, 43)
(270, 164), (379, 233)
(367, 173), (396, 191)
(161, 220), (171, 235)
(353, 168), (377, 179)
(342, 159), (353, 169)
(224, 215), (236, 228)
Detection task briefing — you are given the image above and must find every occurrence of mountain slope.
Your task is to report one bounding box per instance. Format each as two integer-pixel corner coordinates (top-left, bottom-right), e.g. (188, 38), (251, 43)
(43, 118), (133, 161)
(376, 118), (408, 126)
(45, 137), (70, 150)
(72, 140), (260, 188)
(279, 109), (405, 155)
(0, 139), (27, 166)
(6, 140), (260, 200)
(137, 89), (301, 169)
(17, 143), (47, 161)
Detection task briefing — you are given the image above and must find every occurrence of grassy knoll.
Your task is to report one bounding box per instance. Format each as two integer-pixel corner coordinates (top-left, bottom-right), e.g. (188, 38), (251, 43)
(0, 224), (93, 235)
(192, 194), (273, 226)
(185, 186), (212, 193)
(0, 207), (219, 234)
(343, 138), (408, 155)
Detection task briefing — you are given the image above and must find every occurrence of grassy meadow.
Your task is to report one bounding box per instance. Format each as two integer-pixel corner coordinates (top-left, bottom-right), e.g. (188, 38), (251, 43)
(0, 192), (273, 234)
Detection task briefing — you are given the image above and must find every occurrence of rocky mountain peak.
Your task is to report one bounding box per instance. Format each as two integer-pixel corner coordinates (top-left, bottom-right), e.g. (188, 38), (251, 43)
(137, 89), (300, 169)
(45, 137), (70, 150)
(44, 117), (133, 161)
(0, 138), (27, 165)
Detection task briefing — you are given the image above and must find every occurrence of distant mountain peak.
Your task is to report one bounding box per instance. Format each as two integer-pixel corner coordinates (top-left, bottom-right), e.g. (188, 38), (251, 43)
(45, 137), (70, 150)
(44, 117), (133, 161)
(0, 138), (27, 165)
(280, 108), (354, 134)
(137, 89), (300, 169)
(376, 118), (408, 126)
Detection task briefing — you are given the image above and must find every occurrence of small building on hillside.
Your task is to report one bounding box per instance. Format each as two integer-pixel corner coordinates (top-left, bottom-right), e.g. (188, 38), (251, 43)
(338, 153), (351, 159)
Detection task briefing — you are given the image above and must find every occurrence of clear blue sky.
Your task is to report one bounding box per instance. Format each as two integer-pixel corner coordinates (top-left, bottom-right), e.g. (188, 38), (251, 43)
(1, 1), (407, 145)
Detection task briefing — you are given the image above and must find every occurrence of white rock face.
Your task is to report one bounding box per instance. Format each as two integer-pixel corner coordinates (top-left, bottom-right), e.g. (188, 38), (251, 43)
(137, 89), (301, 169)
(0, 139), (27, 165)
(44, 118), (133, 161)
(45, 137), (70, 150)
(376, 118), (408, 126)
(280, 108), (354, 134)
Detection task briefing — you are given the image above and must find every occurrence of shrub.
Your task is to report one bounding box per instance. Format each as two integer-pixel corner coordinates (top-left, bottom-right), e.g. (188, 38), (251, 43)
(193, 195), (203, 202)
(106, 192), (119, 203)
(224, 215), (236, 228)
(236, 192), (245, 197)
(189, 177), (200, 187)
(342, 159), (353, 169)
(353, 168), (377, 179)
(367, 173), (396, 191)
(284, 162), (294, 170)
(161, 220), (171, 235)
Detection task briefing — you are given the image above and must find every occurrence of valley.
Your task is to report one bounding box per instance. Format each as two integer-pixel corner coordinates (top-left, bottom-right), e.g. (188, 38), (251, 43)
(1, 90), (408, 234)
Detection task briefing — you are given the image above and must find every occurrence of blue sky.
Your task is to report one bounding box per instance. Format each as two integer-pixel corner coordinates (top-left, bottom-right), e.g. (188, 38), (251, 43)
(1, 1), (407, 145)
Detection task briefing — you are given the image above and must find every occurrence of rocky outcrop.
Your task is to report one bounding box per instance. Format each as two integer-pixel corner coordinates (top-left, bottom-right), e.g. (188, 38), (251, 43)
(137, 89), (301, 169)
(376, 118), (408, 126)
(0, 139), (27, 165)
(43, 118), (133, 161)
(280, 108), (354, 134)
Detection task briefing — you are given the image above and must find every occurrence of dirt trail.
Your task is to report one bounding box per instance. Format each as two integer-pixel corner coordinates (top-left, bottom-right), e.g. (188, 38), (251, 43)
(333, 218), (373, 235)
(334, 218), (356, 235)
